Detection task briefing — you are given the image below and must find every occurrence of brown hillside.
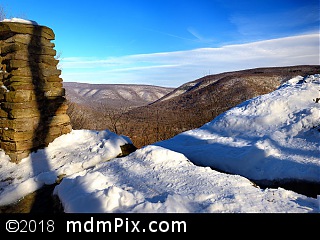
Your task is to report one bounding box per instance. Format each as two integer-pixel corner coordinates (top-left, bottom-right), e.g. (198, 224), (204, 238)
(66, 65), (320, 148)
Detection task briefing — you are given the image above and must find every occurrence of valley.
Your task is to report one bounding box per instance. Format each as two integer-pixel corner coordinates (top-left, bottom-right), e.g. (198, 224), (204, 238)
(64, 65), (320, 148)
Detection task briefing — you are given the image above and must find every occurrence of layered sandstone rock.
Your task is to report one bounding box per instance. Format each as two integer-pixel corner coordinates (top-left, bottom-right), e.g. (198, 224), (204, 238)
(0, 20), (72, 162)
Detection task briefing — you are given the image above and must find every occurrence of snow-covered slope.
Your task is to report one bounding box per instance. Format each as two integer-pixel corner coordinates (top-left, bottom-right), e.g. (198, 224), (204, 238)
(0, 74), (319, 213)
(155, 74), (320, 183)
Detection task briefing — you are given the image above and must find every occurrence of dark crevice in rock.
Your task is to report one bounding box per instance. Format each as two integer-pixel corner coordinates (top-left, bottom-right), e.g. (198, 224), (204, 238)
(208, 166), (320, 198)
(253, 179), (320, 198)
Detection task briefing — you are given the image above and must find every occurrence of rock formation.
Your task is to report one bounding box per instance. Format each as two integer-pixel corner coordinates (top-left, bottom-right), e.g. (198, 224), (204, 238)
(0, 20), (72, 162)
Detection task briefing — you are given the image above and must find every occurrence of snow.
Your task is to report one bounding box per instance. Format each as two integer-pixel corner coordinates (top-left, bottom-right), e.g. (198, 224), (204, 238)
(1, 18), (39, 25)
(0, 75), (319, 213)
(1, 84), (9, 92)
(155, 74), (320, 183)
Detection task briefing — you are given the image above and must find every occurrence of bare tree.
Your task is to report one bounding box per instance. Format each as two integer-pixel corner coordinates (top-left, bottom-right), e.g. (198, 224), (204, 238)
(55, 51), (63, 71)
(98, 102), (129, 134)
(0, 5), (6, 21)
(207, 89), (223, 120)
(66, 100), (90, 129)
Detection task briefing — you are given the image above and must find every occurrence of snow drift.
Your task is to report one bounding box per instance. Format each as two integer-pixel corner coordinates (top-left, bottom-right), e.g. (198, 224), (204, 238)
(155, 74), (320, 183)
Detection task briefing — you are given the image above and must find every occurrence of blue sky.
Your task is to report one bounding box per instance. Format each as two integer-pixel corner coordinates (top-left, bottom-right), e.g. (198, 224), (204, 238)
(1, 0), (319, 87)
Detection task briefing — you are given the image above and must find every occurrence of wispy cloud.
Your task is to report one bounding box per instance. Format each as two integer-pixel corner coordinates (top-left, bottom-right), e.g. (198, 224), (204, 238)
(141, 27), (196, 42)
(230, 5), (320, 38)
(60, 33), (320, 87)
(187, 27), (204, 41)
(187, 27), (215, 43)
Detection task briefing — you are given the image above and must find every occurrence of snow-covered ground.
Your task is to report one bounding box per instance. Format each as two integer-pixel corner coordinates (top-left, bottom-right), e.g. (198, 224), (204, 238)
(156, 75), (320, 183)
(0, 74), (319, 213)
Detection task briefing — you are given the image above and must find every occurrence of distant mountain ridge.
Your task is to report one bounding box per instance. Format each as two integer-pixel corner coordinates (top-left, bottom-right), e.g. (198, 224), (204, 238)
(64, 65), (320, 148)
(63, 82), (174, 108)
(123, 65), (320, 146)
(155, 65), (320, 103)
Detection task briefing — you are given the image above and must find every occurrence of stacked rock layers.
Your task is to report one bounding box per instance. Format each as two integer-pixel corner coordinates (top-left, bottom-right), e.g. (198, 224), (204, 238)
(0, 21), (72, 162)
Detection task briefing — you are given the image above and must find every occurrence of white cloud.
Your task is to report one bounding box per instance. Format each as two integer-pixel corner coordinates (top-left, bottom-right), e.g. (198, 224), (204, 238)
(60, 33), (319, 87)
